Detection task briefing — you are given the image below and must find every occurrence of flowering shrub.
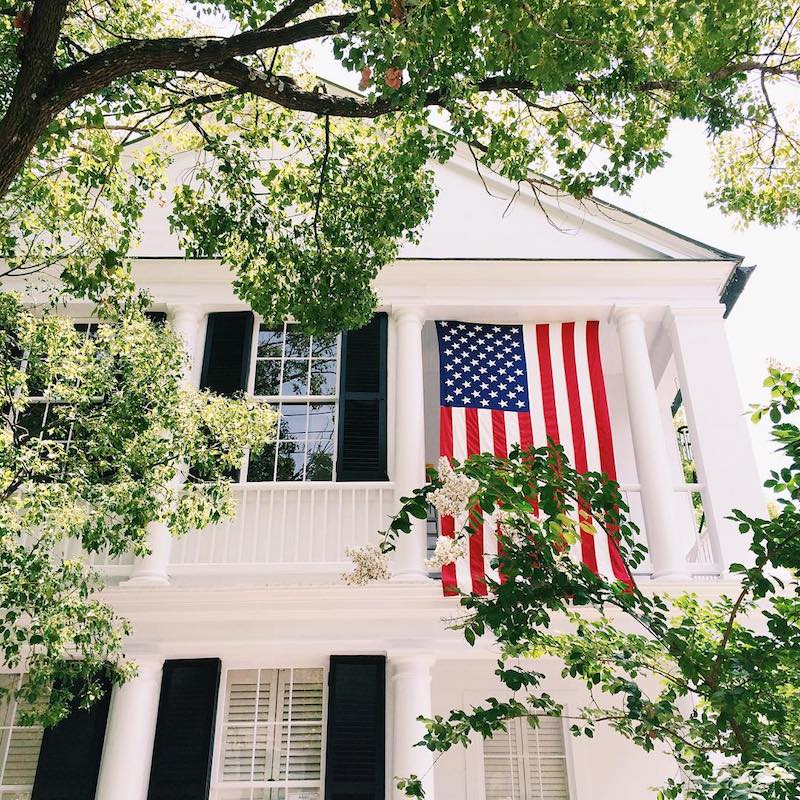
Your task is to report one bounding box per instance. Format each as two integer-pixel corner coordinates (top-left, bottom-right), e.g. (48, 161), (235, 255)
(341, 543), (392, 586)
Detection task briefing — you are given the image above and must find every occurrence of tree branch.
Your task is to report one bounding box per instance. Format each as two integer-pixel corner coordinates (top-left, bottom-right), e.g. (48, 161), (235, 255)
(43, 13), (358, 113)
(265, 0), (321, 28)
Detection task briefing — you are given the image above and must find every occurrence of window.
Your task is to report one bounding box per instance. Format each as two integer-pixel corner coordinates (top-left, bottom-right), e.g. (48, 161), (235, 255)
(483, 716), (570, 800)
(0, 676), (43, 800)
(246, 323), (340, 482)
(217, 668), (325, 800)
(12, 323), (98, 476)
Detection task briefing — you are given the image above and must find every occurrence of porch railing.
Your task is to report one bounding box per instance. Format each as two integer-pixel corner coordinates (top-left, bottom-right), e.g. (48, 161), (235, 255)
(169, 482), (395, 574)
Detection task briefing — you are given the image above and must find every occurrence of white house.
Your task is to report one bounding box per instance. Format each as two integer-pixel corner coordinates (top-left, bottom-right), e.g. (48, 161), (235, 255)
(0, 143), (766, 800)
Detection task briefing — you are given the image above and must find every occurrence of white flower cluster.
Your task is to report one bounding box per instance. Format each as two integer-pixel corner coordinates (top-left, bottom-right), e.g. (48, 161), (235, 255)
(341, 543), (392, 586)
(425, 535), (468, 569)
(428, 457), (479, 518)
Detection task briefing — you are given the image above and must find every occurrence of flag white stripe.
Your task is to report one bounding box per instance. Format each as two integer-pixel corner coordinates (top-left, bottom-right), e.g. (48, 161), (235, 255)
(522, 325), (547, 449)
(450, 408), (472, 592)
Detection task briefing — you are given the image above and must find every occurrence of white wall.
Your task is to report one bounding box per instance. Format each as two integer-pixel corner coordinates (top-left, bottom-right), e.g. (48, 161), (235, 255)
(432, 659), (676, 800)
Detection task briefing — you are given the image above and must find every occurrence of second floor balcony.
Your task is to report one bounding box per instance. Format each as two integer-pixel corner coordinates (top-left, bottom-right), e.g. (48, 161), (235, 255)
(79, 266), (764, 589)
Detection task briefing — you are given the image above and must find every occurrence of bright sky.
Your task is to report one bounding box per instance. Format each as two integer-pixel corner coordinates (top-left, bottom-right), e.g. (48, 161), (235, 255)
(604, 121), (800, 478)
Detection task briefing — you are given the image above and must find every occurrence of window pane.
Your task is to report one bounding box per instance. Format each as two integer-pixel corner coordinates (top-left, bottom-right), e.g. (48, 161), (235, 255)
(306, 404), (335, 440)
(255, 360), (282, 396)
(248, 443), (276, 482)
(308, 360), (336, 396)
(279, 405), (308, 440)
(258, 327), (284, 358)
(305, 448), (333, 482)
(275, 441), (305, 481)
(284, 326), (310, 359)
(281, 360), (308, 396)
(310, 334), (337, 359)
(16, 404), (46, 439)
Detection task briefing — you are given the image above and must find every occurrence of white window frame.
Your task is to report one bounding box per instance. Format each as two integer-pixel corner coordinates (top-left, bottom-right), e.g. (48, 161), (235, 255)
(13, 321), (99, 474)
(464, 692), (576, 800)
(0, 674), (44, 798)
(210, 662), (329, 800)
(241, 320), (342, 483)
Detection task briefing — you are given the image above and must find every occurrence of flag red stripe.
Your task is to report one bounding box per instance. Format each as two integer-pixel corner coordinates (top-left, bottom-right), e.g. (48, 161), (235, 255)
(491, 410), (508, 458)
(536, 324), (560, 444)
(562, 322), (599, 575)
(585, 321), (633, 586)
(518, 410), (534, 451)
(438, 406), (458, 594)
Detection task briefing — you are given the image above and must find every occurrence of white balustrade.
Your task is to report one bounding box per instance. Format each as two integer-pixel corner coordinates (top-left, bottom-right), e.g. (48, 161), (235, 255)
(169, 482), (395, 574)
(619, 483), (723, 579)
(56, 537), (135, 575)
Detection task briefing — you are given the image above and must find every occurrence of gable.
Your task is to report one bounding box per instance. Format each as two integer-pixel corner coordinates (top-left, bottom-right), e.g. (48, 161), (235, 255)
(400, 149), (738, 262)
(134, 139), (738, 263)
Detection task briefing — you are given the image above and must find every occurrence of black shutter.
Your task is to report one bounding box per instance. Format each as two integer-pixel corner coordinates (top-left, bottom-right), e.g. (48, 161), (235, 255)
(145, 311), (168, 326)
(31, 676), (112, 800)
(200, 312), (254, 395)
(324, 655), (386, 800)
(147, 658), (221, 800)
(336, 313), (388, 481)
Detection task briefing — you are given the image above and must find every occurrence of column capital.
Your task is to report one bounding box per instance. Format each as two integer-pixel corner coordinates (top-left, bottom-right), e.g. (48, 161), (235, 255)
(663, 304), (726, 329)
(122, 647), (166, 672)
(388, 649), (436, 675)
(166, 303), (206, 326)
(611, 305), (647, 327)
(391, 305), (426, 325)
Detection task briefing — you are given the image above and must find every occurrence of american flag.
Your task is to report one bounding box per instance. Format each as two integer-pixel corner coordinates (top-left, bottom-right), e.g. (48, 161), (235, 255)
(436, 319), (633, 595)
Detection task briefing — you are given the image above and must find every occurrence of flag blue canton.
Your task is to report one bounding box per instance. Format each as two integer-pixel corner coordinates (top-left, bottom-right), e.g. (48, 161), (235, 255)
(436, 321), (531, 411)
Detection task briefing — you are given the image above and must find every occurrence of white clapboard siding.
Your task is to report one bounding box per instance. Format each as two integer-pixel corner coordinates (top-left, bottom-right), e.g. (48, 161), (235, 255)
(484, 716), (569, 800)
(219, 668), (324, 795)
(0, 675), (44, 795)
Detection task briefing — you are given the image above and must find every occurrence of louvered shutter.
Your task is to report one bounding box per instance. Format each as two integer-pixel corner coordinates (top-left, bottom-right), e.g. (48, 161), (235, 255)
(483, 716), (570, 800)
(336, 314), (388, 481)
(220, 668), (324, 791)
(523, 716), (570, 799)
(483, 725), (524, 800)
(324, 655), (385, 800)
(0, 676), (44, 794)
(200, 312), (254, 395)
(147, 658), (221, 800)
(31, 675), (112, 800)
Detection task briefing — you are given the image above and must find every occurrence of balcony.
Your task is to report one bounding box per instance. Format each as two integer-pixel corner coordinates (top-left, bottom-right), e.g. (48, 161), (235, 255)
(73, 300), (763, 588)
(84, 478), (721, 585)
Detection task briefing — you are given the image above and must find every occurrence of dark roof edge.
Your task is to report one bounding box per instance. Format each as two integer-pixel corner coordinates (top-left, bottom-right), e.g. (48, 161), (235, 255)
(587, 194), (746, 262)
(720, 264), (756, 318)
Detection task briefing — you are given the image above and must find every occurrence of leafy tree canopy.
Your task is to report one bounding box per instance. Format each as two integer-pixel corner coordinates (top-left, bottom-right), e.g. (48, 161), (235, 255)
(0, 1), (799, 330)
(0, 293), (273, 722)
(380, 366), (800, 800)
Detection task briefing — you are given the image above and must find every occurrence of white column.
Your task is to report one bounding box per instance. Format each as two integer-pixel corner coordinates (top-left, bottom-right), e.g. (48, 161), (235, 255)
(125, 306), (205, 586)
(666, 307), (766, 569)
(614, 308), (689, 580)
(95, 654), (164, 800)
(391, 306), (429, 582)
(391, 652), (436, 799)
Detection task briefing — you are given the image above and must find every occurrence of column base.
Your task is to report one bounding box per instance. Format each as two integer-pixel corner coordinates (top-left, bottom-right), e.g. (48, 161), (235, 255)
(121, 572), (171, 588)
(391, 569), (433, 584)
(650, 568), (691, 582)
